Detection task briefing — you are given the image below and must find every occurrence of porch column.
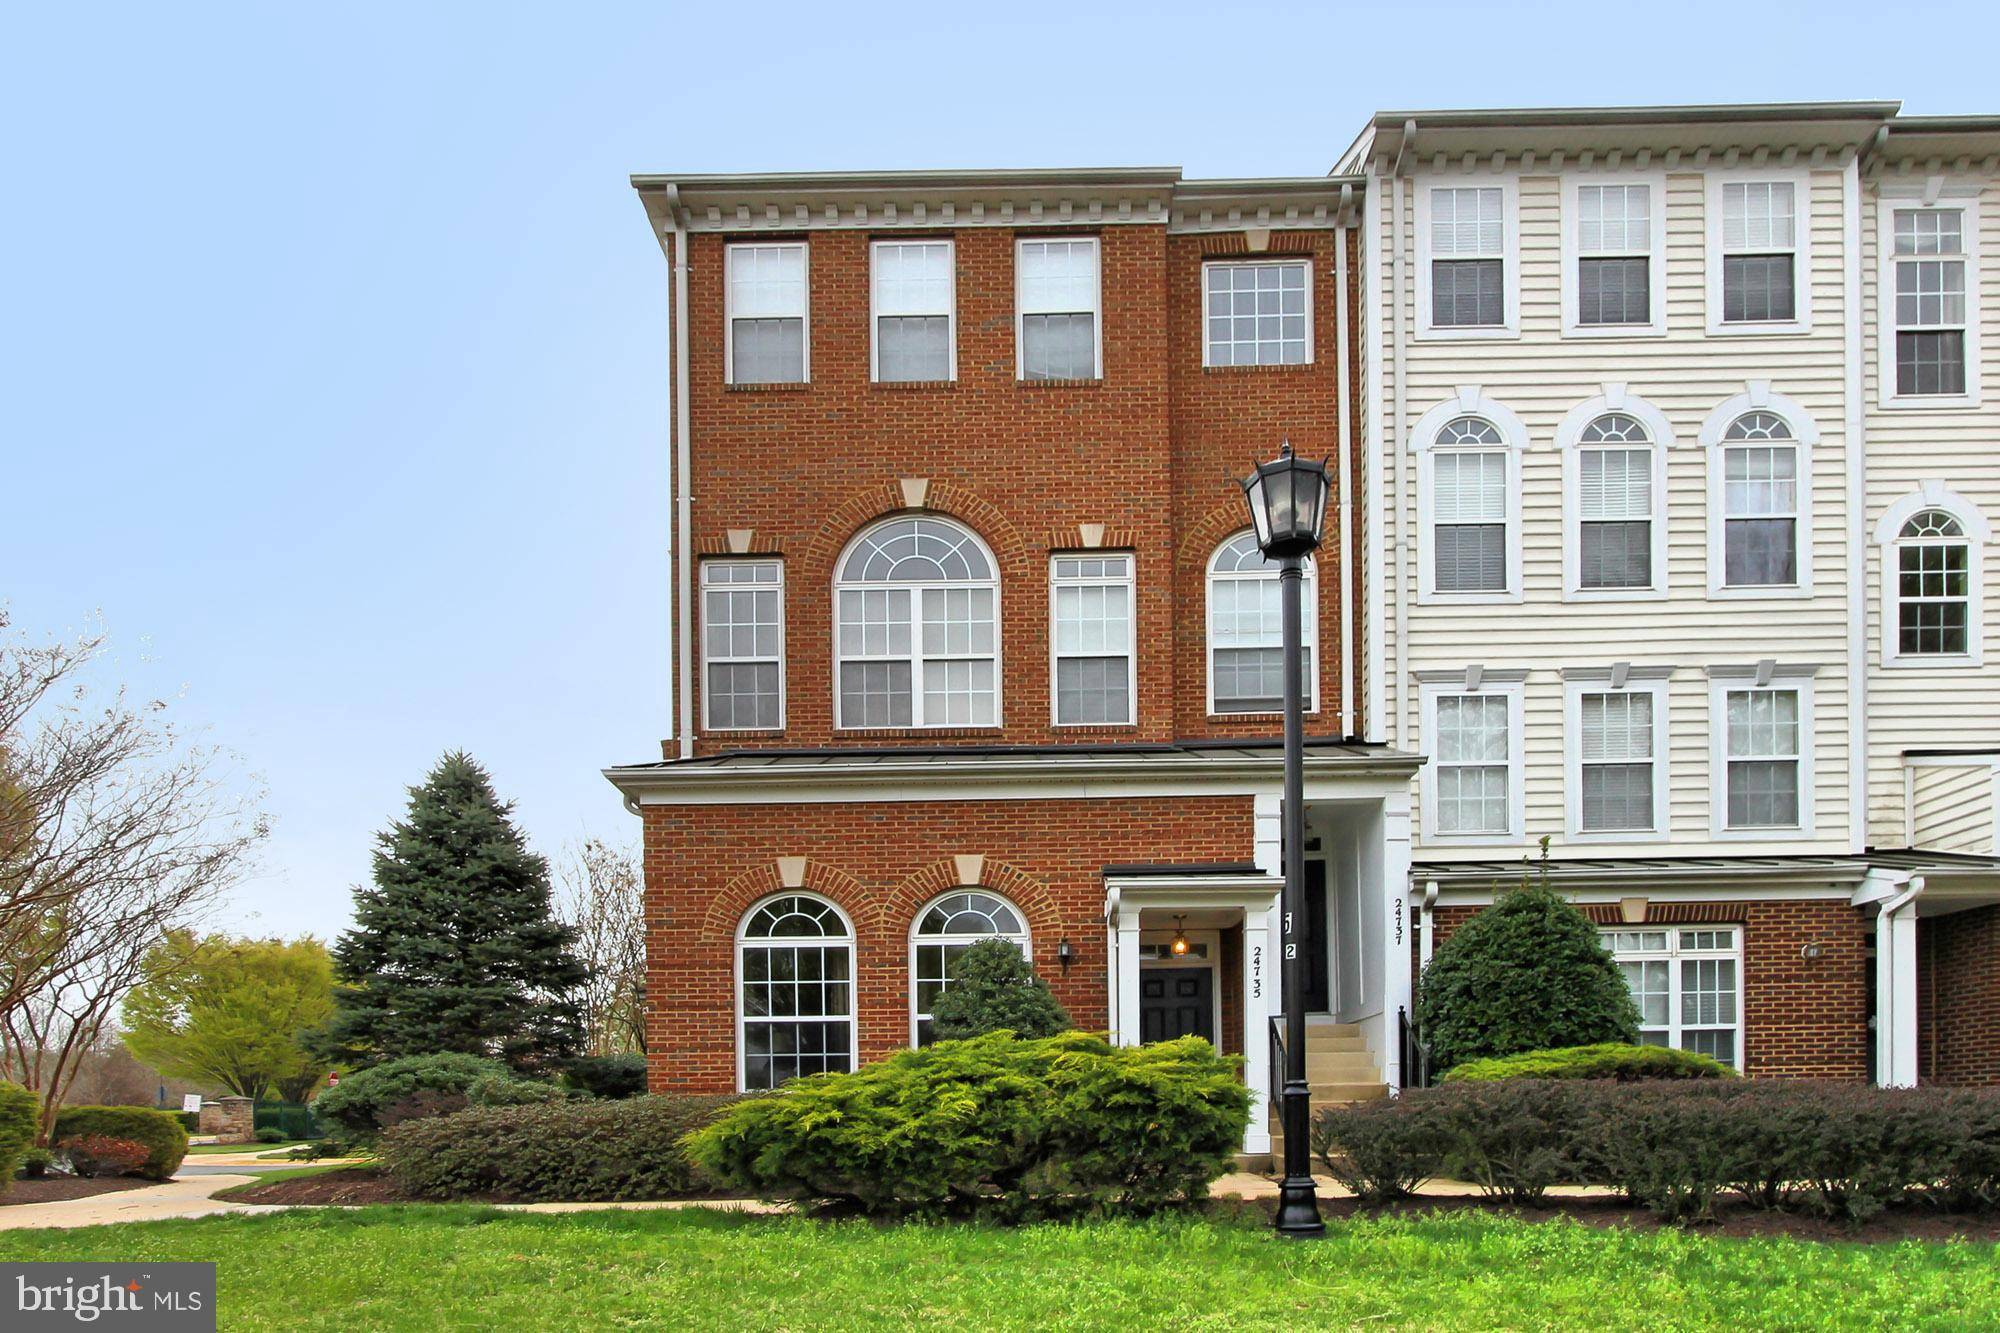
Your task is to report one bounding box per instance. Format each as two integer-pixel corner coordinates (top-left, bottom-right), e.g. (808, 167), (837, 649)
(1242, 903), (1273, 1154)
(1380, 793), (1414, 1091)
(1114, 904), (1143, 1047)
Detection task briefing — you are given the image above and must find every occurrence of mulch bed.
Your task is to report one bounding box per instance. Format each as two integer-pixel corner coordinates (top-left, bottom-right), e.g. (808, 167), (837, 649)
(1234, 1191), (2000, 1244)
(2, 1176), (154, 1207)
(222, 1168), (738, 1208)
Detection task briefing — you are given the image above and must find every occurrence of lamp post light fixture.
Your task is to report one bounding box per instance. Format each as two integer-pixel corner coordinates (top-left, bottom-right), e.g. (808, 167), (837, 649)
(1240, 438), (1331, 1239)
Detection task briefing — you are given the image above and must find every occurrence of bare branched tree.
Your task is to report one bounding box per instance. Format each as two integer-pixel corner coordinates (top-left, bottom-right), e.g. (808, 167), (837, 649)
(554, 837), (646, 1056)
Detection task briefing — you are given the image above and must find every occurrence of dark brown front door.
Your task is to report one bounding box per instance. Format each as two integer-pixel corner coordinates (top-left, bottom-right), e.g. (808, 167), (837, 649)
(1139, 967), (1214, 1043)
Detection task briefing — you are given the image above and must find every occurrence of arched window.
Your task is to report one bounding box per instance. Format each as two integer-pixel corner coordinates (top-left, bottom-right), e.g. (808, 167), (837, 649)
(1207, 530), (1317, 714)
(834, 517), (999, 728)
(1893, 510), (1972, 658)
(738, 894), (854, 1090)
(1574, 413), (1657, 591)
(1430, 416), (1509, 594)
(910, 890), (1030, 1045)
(1719, 411), (1799, 589)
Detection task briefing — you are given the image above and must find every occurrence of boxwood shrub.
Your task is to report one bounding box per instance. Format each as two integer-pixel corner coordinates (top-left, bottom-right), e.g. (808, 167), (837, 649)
(378, 1094), (742, 1201)
(684, 1030), (1250, 1217)
(1442, 1043), (1737, 1083)
(0, 1082), (39, 1192)
(51, 1106), (187, 1181)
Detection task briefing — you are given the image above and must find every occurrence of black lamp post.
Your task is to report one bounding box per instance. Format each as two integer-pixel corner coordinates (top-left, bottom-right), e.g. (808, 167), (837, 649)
(1240, 438), (1330, 1239)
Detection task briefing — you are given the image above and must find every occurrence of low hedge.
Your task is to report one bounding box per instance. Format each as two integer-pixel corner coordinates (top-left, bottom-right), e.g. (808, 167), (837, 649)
(561, 1054), (648, 1101)
(378, 1095), (743, 1201)
(51, 1106), (187, 1181)
(1312, 1080), (2000, 1225)
(314, 1054), (546, 1144)
(684, 1030), (1251, 1218)
(1442, 1043), (1737, 1083)
(0, 1083), (38, 1192)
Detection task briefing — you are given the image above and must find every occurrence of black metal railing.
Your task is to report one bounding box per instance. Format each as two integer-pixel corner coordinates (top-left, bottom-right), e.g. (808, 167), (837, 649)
(1398, 1005), (1432, 1089)
(1268, 1013), (1286, 1108)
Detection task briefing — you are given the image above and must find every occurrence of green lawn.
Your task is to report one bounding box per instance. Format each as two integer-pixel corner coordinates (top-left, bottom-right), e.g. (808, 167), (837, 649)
(183, 1141), (310, 1156)
(0, 1206), (1994, 1330)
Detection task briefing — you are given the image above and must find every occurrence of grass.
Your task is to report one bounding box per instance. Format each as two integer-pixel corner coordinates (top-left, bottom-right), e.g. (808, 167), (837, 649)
(184, 1141), (310, 1156)
(0, 1205), (1994, 1330)
(205, 1161), (362, 1200)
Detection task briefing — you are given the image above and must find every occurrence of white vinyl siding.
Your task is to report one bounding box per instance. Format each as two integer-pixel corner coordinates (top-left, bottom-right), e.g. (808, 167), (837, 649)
(1050, 554), (1135, 725)
(701, 560), (784, 731)
(725, 242), (808, 384)
(1016, 238), (1100, 380)
(1604, 927), (1742, 1069)
(872, 240), (954, 382)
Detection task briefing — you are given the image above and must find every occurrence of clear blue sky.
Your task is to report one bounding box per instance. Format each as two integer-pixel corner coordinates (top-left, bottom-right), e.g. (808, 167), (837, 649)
(4, 2), (1992, 943)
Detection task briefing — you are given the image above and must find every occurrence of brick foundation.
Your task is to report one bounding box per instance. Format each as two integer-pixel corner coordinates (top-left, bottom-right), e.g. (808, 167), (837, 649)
(1920, 905), (2000, 1085)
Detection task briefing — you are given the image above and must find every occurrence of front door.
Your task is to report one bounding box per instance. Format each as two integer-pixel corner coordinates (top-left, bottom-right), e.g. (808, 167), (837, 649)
(1139, 967), (1214, 1043)
(1302, 859), (1330, 1013)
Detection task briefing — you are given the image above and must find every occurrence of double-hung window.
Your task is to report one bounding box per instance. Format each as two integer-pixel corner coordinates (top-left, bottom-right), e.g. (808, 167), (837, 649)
(725, 242), (808, 384)
(1720, 683), (1805, 831)
(738, 895), (854, 1090)
(1574, 182), (1655, 328)
(1428, 186), (1507, 330)
(834, 518), (998, 728)
(1051, 554), (1134, 725)
(1891, 208), (1969, 398)
(1207, 532), (1315, 714)
(1893, 510), (1973, 658)
(1574, 686), (1661, 834)
(701, 560), (784, 730)
(872, 240), (954, 382)
(1204, 260), (1311, 366)
(1720, 412), (1799, 588)
(1431, 418), (1509, 594)
(1017, 238), (1100, 379)
(1576, 414), (1656, 590)
(1716, 180), (1800, 327)
(1424, 685), (1519, 838)
(1603, 928), (1742, 1068)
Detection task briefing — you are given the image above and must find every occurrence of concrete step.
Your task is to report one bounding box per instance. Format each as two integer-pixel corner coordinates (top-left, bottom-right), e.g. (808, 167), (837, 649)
(1302, 1018), (1363, 1036)
(1303, 1034), (1371, 1054)
(1304, 1052), (1380, 1078)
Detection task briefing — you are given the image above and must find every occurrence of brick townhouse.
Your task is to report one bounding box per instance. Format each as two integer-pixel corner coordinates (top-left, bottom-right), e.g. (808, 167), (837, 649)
(609, 105), (2000, 1152)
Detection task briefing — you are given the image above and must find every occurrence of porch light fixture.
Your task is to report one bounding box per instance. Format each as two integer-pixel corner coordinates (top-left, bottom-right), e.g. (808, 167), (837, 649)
(1056, 937), (1076, 969)
(1170, 917), (1191, 957)
(1241, 437), (1331, 1240)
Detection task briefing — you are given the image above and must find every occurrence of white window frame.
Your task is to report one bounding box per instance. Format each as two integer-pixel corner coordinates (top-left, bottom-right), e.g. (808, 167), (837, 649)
(1201, 258), (1314, 367)
(1556, 389), (1675, 600)
(1704, 169), (1813, 336)
(1874, 484), (1990, 669)
(1699, 386), (1819, 599)
(1563, 674), (1671, 841)
(723, 241), (810, 385)
(1015, 236), (1102, 380)
(1876, 191), (1982, 410)
(1205, 533), (1319, 717)
(1049, 552), (1137, 727)
(832, 516), (1003, 731)
(1418, 678), (1526, 843)
(870, 238), (956, 384)
(699, 558), (785, 732)
(1412, 389), (1528, 603)
(1707, 668), (1817, 840)
(735, 893), (856, 1093)
(908, 889), (1032, 1047)
(1415, 175), (1521, 340)
(1562, 172), (1668, 338)
(1602, 925), (1744, 1068)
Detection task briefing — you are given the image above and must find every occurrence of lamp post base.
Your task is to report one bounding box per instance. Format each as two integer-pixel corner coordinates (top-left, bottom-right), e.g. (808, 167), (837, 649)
(1273, 1175), (1326, 1238)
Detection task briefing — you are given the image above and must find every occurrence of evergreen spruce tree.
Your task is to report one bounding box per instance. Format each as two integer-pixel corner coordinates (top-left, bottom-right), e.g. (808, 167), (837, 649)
(928, 939), (1072, 1041)
(312, 752), (587, 1072)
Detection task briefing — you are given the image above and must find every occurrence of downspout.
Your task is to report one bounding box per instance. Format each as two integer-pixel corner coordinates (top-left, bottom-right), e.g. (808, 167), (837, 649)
(1390, 122), (1415, 751)
(1362, 176), (1386, 740)
(667, 185), (696, 759)
(1842, 143), (1871, 852)
(1419, 878), (1438, 970)
(1334, 212), (1356, 737)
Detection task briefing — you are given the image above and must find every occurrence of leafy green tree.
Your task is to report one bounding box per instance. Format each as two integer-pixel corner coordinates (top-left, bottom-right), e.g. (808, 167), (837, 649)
(1416, 841), (1641, 1071)
(122, 932), (335, 1102)
(311, 752), (586, 1072)
(928, 939), (1072, 1042)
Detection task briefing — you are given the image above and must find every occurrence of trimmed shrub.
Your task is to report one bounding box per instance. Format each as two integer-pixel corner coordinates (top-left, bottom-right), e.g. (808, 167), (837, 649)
(928, 940), (1072, 1042)
(51, 1106), (187, 1181)
(379, 1095), (743, 1201)
(175, 1111), (200, 1133)
(1425, 1080), (1591, 1206)
(59, 1135), (153, 1179)
(1416, 849), (1640, 1071)
(561, 1054), (648, 1100)
(0, 1082), (38, 1193)
(1581, 1081), (1759, 1222)
(465, 1073), (569, 1107)
(253, 1126), (289, 1144)
(685, 1031), (1249, 1217)
(1444, 1043), (1737, 1083)
(312, 1053), (513, 1144)
(20, 1148), (55, 1179)
(1310, 1096), (1449, 1202)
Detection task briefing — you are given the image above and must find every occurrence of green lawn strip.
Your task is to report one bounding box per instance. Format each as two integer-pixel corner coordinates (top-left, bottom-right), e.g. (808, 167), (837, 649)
(184, 1142), (310, 1157)
(0, 1207), (1992, 1331)
(204, 1162), (369, 1201)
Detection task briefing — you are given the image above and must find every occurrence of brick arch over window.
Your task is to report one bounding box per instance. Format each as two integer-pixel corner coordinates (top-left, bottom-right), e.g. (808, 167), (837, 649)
(801, 481), (1029, 586)
(697, 860), (870, 948)
(883, 857), (1063, 942)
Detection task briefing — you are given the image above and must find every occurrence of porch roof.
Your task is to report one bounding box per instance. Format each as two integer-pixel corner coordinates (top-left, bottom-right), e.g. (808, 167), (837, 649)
(1410, 849), (2000, 896)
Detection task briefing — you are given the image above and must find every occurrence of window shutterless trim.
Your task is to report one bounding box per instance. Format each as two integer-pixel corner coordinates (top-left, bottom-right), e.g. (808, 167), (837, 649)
(869, 237), (957, 384)
(1704, 168), (1813, 336)
(723, 241), (810, 385)
(1014, 235), (1102, 380)
(1699, 386), (1820, 599)
(1411, 390), (1528, 603)
(1556, 390), (1676, 601)
(1049, 551), (1137, 727)
(1874, 484), (1990, 669)
(1200, 258), (1314, 368)
(699, 558), (786, 732)
(1414, 173), (1521, 340)
(1707, 672), (1817, 840)
(1417, 678), (1526, 844)
(1204, 532), (1319, 717)
(1563, 675), (1671, 842)
(1601, 925), (1744, 1069)
(735, 892), (856, 1093)
(1875, 192), (1982, 410)
(907, 889), (1032, 1046)
(1561, 171), (1669, 338)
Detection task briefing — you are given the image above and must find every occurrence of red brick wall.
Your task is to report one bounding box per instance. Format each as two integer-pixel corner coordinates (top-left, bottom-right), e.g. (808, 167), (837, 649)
(640, 794), (1256, 1093)
(1419, 898), (1870, 1079)
(1920, 906), (2000, 1086)
(674, 221), (1356, 756)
